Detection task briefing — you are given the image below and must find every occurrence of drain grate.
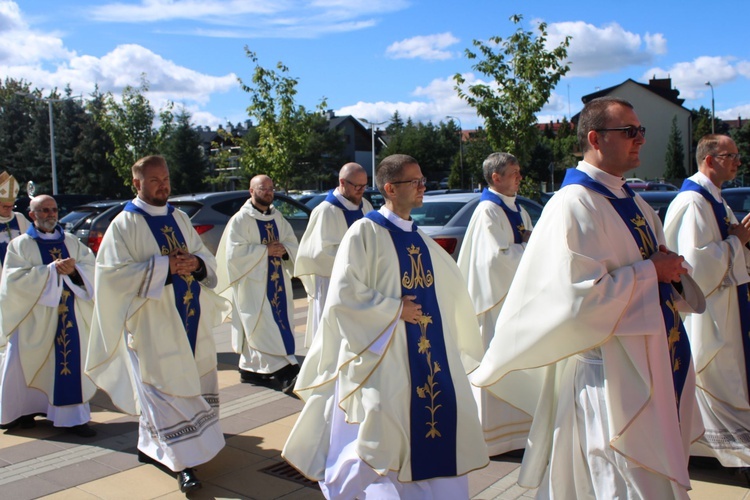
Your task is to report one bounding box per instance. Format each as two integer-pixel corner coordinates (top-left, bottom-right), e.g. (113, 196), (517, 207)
(259, 461), (320, 489)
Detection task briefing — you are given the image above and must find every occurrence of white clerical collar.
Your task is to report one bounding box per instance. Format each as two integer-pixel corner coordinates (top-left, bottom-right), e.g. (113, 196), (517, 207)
(488, 187), (518, 211)
(36, 226), (62, 239)
(577, 161), (628, 198)
(0, 212), (14, 224)
(379, 206), (414, 231)
(133, 196), (168, 216)
(333, 187), (359, 210)
(692, 171), (723, 201)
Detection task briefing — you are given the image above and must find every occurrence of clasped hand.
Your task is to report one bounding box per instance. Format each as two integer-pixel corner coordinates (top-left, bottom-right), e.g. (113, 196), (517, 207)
(649, 244), (687, 283)
(54, 257), (76, 276)
(169, 248), (199, 276)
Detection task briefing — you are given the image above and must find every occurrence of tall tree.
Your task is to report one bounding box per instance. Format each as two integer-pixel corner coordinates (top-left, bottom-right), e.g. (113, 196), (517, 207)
(293, 111), (347, 190)
(238, 48), (325, 192)
(454, 14), (570, 165)
(161, 108), (210, 195)
(664, 115), (686, 180)
(102, 76), (160, 186)
(731, 121), (750, 185)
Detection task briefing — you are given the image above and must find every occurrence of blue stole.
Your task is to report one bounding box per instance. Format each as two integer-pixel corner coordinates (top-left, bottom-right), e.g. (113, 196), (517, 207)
(0, 216), (20, 264)
(324, 190), (365, 227)
(255, 218), (295, 356)
(562, 169), (692, 411)
(124, 202), (202, 354)
(680, 179), (750, 397)
(479, 188), (525, 243)
(28, 225), (83, 406)
(365, 211), (458, 480)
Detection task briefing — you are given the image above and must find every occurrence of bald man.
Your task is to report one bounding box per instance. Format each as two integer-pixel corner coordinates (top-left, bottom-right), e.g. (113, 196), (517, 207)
(216, 175), (300, 393)
(295, 163), (373, 347)
(0, 195), (97, 436)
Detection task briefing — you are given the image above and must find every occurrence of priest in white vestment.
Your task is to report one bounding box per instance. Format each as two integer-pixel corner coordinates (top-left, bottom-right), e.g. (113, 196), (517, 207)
(0, 195), (97, 436)
(457, 152), (535, 457)
(470, 98), (705, 499)
(664, 134), (750, 468)
(283, 154), (489, 500)
(216, 175), (300, 393)
(86, 156), (228, 494)
(0, 171), (30, 277)
(295, 163), (373, 347)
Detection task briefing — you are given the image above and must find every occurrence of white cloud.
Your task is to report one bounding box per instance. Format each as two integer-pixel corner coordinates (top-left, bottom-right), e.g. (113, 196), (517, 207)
(0, 0), (74, 65)
(717, 104), (750, 121)
(546, 21), (666, 77)
(89, 0), (410, 38)
(643, 56), (745, 99)
(385, 32), (459, 61)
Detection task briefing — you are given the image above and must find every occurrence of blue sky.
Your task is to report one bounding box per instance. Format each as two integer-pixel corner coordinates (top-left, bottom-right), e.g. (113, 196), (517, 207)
(3, 0), (749, 131)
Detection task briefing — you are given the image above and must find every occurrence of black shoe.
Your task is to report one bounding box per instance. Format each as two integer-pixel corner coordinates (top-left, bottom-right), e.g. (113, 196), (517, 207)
(178, 468), (202, 493)
(280, 374), (298, 396)
(67, 423), (96, 437)
(19, 415), (36, 429)
(239, 369), (271, 384)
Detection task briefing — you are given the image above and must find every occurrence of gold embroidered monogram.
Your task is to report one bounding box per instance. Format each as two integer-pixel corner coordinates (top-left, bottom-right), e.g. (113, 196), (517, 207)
(160, 225), (186, 255)
(57, 290), (73, 376)
(630, 213), (656, 258)
(402, 244), (434, 289)
(49, 247), (63, 261)
(261, 222), (278, 244)
(261, 223), (288, 331)
(414, 314), (442, 438)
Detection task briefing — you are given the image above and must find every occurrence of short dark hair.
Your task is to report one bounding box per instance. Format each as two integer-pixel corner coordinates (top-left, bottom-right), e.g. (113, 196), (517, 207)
(577, 97), (634, 153)
(132, 155), (167, 179)
(696, 134), (729, 167)
(483, 152), (518, 186)
(375, 154), (418, 196)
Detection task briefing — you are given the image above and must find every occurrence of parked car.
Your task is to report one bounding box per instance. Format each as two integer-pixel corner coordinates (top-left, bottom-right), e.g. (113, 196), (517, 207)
(60, 200), (127, 253)
(644, 182), (679, 191)
(637, 191), (678, 222)
(304, 188), (385, 211)
(721, 187), (750, 221)
(410, 192), (544, 259)
(169, 191), (311, 255)
(423, 189), (472, 196)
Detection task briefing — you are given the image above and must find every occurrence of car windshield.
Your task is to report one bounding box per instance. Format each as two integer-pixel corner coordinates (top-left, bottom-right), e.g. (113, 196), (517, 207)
(59, 208), (99, 231)
(171, 202), (202, 218)
(410, 202), (466, 226)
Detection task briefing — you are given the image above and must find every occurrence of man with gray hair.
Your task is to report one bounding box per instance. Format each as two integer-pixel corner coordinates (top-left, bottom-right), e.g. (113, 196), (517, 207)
(664, 134), (750, 470)
(457, 152), (534, 457)
(284, 154), (488, 499)
(0, 194), (97, 436)
(295, 162), (373, 347)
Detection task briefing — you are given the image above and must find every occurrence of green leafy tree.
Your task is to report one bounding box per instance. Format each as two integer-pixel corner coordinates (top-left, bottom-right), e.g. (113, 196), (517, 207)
(294, 111), (347, 190)
(664, 115), (686, 180)
(0, 78), (38, 192)
(454, 14), (570, 165)
(731, 121), (750, 185)
(238, 48), (327, 192)
(101, 76), (161, 187)
(449, 129), (492, 189)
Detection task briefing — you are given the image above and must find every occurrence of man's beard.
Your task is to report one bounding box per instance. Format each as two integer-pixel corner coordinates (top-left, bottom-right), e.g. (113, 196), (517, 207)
(36, 218), (57, 232)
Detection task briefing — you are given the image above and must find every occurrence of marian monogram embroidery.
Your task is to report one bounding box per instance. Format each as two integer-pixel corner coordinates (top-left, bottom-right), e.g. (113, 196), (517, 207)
(415, 314), (442, 438)
(262, 223), (288, 333)
(159, 224), (196, 329)
(402, 244), (434, 289)
(160, 225), (187, 255)
(630, 213), (656, 258)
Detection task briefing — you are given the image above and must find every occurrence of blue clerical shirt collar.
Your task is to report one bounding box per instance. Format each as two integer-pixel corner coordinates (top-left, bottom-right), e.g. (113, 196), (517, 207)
(133, 196), (168, 216)
(379, 206), (414, 232)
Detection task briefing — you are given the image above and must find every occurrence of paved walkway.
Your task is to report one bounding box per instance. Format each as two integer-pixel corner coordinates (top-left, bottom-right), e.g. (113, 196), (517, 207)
(0, 297), (748, 499)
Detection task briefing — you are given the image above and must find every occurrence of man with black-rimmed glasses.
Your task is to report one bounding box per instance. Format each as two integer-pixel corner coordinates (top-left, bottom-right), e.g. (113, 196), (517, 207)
(295, 163), (373, 348)
(665, 134), (750, 472)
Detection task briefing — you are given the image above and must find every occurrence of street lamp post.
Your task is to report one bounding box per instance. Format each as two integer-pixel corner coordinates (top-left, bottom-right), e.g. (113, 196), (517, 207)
(16, 93), (80, 195)
(705, 81), (715, 134)
(359, 118), (390, 189)
(446, 116), (463, 189)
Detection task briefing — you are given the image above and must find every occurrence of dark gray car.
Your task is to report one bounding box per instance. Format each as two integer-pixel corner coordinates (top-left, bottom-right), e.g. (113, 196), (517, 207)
(169, 191), (311, 255)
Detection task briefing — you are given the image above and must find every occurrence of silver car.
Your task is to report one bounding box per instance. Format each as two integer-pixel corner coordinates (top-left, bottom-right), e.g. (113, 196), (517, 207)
(410, 192), (543, 259)
(169, 191), (311, 255)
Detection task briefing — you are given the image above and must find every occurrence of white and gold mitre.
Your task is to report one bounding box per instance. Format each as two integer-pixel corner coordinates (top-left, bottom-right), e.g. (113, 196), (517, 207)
(0, 172), (19, 203)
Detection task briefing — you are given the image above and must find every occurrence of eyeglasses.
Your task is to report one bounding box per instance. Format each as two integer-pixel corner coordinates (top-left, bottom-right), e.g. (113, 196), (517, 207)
(713, 153), (741, 161)
(390, 177), (428, 188)
(343, 179), (368, 190)
(594, 125), (646, 139)
(254, 186), (275, 193)
(33, 207), (58, 214)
